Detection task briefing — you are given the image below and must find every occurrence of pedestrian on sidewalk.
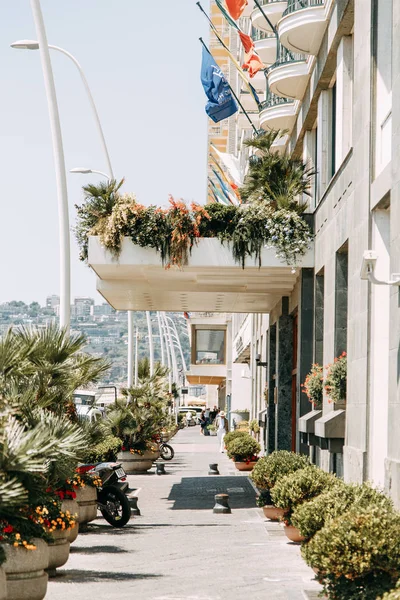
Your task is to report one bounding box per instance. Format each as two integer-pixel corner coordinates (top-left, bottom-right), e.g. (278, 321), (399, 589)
(215, 410), (228, 452)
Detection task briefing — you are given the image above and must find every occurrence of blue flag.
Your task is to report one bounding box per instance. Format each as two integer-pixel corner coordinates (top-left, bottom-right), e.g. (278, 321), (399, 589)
(201, 47), (238, 123)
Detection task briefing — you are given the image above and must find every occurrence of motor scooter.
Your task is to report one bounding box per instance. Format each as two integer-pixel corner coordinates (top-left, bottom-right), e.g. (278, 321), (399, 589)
(77, 462), (131, 527)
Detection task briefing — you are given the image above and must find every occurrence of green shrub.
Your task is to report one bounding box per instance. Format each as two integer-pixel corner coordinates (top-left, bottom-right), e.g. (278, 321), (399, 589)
(379, 582), (400, 600)
(226, 434), (260, 461)
(249, 419), (260, 434)
(256, 488), (273, 507)
(236, 420), (249, 431)
(302, 506), (400, 600)
(207, 424), (216, 432)
(224, 430), (247, 449)
(84, 435), (122, 463)
(250, 451), (310, 490)
(292, 482), (393, 540)
(271, 466), (336, 524)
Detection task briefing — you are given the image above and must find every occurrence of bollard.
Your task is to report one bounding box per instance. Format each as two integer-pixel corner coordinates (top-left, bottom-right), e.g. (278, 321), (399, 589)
(213, 493), (231, 514)
(156, 462), (166, 475)
(128, 495), (141, 515)
(208, 463), (220, 475)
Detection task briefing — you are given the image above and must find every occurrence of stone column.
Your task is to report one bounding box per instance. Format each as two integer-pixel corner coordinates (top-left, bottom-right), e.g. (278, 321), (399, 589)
(298, 269), (315, 454)
(276, 298), (293, 451)
(267, 323), (276, 453)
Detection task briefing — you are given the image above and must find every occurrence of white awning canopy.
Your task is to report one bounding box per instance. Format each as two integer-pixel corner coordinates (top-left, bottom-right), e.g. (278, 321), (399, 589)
(89, 237), (314, 314)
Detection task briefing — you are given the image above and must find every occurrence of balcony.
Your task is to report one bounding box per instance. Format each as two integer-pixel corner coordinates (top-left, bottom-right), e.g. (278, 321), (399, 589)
(88, 237), (314, 314)
(278, 0), (329, 56)
(237, 110), (260, 130)
(242, 0), (255, 17)
(267, 42), (310, 100)
(252, 28), (277, 66)
(259, 87), (298, 132)
(251, 0), (288, 35)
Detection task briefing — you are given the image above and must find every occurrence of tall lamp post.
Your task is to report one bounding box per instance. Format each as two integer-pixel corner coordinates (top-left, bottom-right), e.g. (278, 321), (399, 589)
(15, 4), (70, 328)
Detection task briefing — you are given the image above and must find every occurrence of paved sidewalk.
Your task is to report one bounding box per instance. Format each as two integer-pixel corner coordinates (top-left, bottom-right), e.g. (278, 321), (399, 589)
(46, 427), (321, 600)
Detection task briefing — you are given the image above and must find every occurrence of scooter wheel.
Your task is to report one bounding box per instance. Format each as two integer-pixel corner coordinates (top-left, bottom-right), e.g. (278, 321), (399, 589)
(99, 487), (131, 527)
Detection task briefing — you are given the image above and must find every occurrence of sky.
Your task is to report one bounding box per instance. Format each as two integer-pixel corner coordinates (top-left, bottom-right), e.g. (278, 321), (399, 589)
(0, 0), (210, 305)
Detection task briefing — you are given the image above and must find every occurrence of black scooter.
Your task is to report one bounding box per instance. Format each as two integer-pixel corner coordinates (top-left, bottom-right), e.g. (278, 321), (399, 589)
(77, 462), (131, 527)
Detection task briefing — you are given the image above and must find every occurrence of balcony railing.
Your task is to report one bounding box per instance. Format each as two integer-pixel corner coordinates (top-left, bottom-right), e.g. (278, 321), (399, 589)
(267, 40), (306, 72)
(282, 0), (324, 16)
(260, 86), (295, 110)
(258, 0), (287, 4)
(251, 27), (277, 41)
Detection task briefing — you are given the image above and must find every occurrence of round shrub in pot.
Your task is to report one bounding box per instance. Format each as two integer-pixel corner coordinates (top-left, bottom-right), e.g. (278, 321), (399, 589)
(292, 481), (393, 541)
(270, 466), (337, 526)
(223, 430), (247, 451)
(251, 451), (310, 490)
(302, 505), (400, 600)
(226, 434), (260, 462)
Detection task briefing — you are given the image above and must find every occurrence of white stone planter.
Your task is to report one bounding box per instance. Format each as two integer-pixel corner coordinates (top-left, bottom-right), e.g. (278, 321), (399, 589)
(0, 568), (6, 600)
(75, 485), (98, 525)
(47, 529), (70, 575)
(231, 411), (249, 424)
(2, 538), (49, 600)
(117, 450), (160, 474)
(61, 499), (80, 543)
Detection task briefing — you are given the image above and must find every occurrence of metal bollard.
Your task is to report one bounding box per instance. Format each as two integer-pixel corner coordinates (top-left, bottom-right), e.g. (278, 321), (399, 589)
(156, 462), (166, 475)
(213, 493), (231, 514)
(208, 463), (220, 475)
(128, 495), (141, 515)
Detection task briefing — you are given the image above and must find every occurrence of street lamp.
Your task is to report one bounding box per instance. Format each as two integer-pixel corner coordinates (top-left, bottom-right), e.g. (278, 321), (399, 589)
(70, 167), (110, 179)
(11, 10), (70, 328)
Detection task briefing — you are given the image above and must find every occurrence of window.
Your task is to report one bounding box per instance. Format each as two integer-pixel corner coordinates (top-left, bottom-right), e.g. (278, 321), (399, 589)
(195, 329), (226, 365)
(314, 268), (325, 365)
(330, 82), (337, 178)
(210, 126), (221, 136)
(334, 243), (348, 356)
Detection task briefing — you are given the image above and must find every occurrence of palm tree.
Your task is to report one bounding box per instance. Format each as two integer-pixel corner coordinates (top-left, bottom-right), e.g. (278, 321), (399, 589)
(241, 130), (315, 214)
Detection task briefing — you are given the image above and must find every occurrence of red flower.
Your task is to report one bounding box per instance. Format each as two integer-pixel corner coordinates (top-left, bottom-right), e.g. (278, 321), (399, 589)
(3, 525), (13, 534)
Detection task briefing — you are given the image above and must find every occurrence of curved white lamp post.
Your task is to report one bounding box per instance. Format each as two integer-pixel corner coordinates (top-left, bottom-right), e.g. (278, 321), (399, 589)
(14, 7), (70, 329)
(70, 167), (111, 179)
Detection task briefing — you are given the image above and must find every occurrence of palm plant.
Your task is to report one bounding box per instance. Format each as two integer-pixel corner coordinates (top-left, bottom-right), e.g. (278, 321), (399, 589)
(75, 178), (124, 260)
(241, 130), (315, 213)
(0, 325), (110, 416)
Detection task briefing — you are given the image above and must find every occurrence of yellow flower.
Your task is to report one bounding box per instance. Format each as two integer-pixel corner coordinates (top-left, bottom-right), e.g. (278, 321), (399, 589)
(15, 533), (21, 540)
(13, 542), (19, 547)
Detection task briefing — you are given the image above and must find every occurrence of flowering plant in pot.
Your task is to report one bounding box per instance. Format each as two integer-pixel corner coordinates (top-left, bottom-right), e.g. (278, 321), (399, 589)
(302, 505), (400, 600)
(271, 466), (337, 542)
(250, 451), (310, 490)
(301, 364), (323, 408)
(325, 352), (347, 404)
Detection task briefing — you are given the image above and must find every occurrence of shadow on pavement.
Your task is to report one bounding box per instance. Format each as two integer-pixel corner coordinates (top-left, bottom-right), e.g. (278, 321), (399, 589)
(132, 523), (231, 528)
(167, 476), (256, 510)
(70, 545), (129, 554)
(52, 569), (162, 583)
(80, 523), (144, 535)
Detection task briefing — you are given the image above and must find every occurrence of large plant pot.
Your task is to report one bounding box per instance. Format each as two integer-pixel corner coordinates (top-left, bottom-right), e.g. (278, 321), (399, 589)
(47, 529), (70, 575)
(0, 568), (6, 600)
(234, 461), (257, 472)
(262, 505), (286, 521)
(61, 499), (79, 543)
(283, 524), (306, 543)
(117, 450), (160, 474)
(2, 538), (49, 600)
(231, 411), (249, 424)
(75, 485), (98, 525)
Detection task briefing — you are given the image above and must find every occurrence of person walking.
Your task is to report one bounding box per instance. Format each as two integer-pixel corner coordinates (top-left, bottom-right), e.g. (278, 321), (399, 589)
(215, 410), (228, 453)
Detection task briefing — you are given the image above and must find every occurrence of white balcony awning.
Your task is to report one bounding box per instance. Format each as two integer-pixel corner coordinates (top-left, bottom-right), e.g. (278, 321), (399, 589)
(89, 237), (314, 314)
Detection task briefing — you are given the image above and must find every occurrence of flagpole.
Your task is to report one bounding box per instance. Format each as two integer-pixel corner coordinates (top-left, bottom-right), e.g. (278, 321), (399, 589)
(197, 2), (261, 107)
(199, 37), (258, 135)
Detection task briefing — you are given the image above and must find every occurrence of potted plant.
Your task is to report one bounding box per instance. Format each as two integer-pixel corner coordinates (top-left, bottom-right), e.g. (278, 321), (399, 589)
(271, 466), (337, 543)
(292, 481), (393, 542)
(301, 364), (323, 408)
(230, 409), (250, 425)
(380, 583), (400, 600)
(226, 434), (260, 471)
(249, 419), (260, 436)
(325, 352), (347, 404)
(302, 505), (400, 600)
(223, 430), (247, 450)
(207, 424), (217, 436)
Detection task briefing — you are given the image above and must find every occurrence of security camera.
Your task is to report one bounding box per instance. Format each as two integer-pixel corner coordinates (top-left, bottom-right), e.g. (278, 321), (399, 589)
(255, 353), (261, 363)
(360, 250), (378, 281)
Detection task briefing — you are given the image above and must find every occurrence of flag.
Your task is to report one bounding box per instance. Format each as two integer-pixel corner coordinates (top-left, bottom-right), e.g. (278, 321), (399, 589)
(201, 47), (238, 123)
(225, 0), (248, 20)
(209, 154), (241, 203)
(211, 168), (237, 205)
(242, 50), (265, 78)
(208, 178), (230, 205)
(238, 30), (254, 54)
(210, 144), (243, 186)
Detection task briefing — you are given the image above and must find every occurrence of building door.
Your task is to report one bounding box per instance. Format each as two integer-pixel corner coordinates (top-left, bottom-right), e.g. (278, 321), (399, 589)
(291, 313), (298, 451)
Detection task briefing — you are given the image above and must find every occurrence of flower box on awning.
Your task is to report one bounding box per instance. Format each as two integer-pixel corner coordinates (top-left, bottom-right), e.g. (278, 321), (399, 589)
(88, 236), (314, 313)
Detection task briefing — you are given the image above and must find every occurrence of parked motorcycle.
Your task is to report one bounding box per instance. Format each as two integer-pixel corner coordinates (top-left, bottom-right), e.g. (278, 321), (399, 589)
(77, 462), (131, 527)
(153, 434), (175, 461)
